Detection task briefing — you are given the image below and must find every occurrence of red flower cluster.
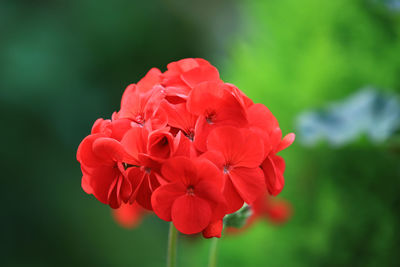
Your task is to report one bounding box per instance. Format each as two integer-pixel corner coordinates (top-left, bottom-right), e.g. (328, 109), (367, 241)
(226, 193), (293, 235)
(77, 58), (294, 237)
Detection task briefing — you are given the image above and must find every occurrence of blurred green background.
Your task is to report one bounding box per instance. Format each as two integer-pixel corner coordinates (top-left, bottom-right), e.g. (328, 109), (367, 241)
(2, 0), (400, 266)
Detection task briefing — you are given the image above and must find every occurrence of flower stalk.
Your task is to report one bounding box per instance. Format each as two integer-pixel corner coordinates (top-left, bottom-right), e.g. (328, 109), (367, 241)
(208, 237), (219, 267)
(167, 222), (178, 267)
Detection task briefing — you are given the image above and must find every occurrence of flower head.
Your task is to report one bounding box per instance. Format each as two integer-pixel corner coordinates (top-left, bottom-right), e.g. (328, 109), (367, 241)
(77, 58), (294, 237)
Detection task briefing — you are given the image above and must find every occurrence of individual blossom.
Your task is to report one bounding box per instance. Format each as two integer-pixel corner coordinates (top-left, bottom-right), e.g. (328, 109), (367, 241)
(112, 202), (148, 229)
(248, 104), (295, 196)
(77, 118), (135, 208)
(187, 81), (248, 151)
(202, 126), (265, 213)
(114, 83), (167, 129)
(120, 125), (173, 210)
(161, 58), (221, 103)
(226, 194), (293, 235)
(151, 157), (226, 235)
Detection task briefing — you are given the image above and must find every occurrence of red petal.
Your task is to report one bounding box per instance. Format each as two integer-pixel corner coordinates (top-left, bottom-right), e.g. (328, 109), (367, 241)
(87, 166), (119, 206)
(207, 126), (264, 168)
(81, 175), (93, 194)
(91, 118), (111, 135)
(261, 156), (285, 196)
(202, 219), (223, 238)
(137, 68), (162, 92)
(200, 151), (225, 171)
(172, 195), (212, 234)
(193, 115), (214, 152)
(195, 159), (224, 189)
(76, 133), (105, 167)
(166, 58), (200, 73)
(187, 82), (247, 126)
(229, 167), (266, 204)
(271, 155), (285, 195)
(213, 89), (248, 126)
(270, 127), (283, 150)
(164, 86), (190, 102)
(161, 157), (197, 184)
(266, 199), (292, 224)
(121, 127), (149, 162)
(127, 167), (145, 202)
(223, 177), (244, 214)
(112, 202), (145, 228)
(181, 65), (220, 88)
(92, 137), (129, 165)
(108, 118), (133, 141)
(160, 101), (197, 135)
(276, 133), (295, 152)
(173, 131), (197, 158)
(135, 173), (160, 210)
(119, 175), (133, 203)
(195, 181), (226, 220)
(248, 104), (279, 133)
(151, 182), (186, 221)
(147, 129), (174, 159)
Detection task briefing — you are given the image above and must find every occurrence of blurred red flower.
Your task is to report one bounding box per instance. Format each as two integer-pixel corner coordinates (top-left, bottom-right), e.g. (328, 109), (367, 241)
(112, 202), (147, 229)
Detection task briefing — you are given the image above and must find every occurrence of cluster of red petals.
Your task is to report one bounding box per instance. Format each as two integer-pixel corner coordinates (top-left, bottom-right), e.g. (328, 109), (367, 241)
(77, 58), (294, 237)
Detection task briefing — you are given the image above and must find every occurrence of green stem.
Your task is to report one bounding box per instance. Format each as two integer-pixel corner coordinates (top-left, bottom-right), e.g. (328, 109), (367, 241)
(167, 222), (178, 267)
(208, 237), (219, 267)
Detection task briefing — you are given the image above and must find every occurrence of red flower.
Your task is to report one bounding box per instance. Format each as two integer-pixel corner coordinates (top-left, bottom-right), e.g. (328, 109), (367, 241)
(115, 83), (166, 129)
(77, 58), (294, 237)
(77, 119), (134, 208)
(202, 126), (265, 213)
(202, 219), (223, 238)
(251, 193), (292, 225)
(187, 81), (248, 151)
(264, 198), (292, 224)
(161, 58), (220, 103)
(226, 194), (292, 235)
(112, 202), (147, 228)
(151, 157), (226, 234)
(160, 101), (198, 142)
(248, 104), (295, 196)
(120, 126), (171, 210)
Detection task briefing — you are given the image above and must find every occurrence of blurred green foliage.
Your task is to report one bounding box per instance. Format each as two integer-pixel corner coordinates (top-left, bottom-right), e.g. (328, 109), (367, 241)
(185, 0), (400, 266)
(1, 0), (400, 266)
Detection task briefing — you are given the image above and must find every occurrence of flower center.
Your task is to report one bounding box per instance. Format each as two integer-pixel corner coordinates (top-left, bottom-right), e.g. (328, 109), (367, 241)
(134, 114), (145, 126)
(205, 110), (217, 124)
(187, 185), (195, 195)
(223, 164), (232, 174)
(140, 166), (151, 174)
(144, 167), (151, 174)
(185, 129), (195, 141)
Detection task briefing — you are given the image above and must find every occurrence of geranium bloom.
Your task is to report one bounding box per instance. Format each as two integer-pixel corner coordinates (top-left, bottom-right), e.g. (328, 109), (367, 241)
(250, 193), (292, 225)
(202, 126), (265, 213)
(115, 83), (167, 129)
(226, 194), (292, 235)
(151, 157), (226, 234)
(77, 58), (294, 238)
(120, 126), (173, 210)
(161, 58), (220, 102)
(187, 81), (248, 151)
(112, 202), (148, 228)
(248, 104), (295, 196)
(77, 118), (134, 208)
